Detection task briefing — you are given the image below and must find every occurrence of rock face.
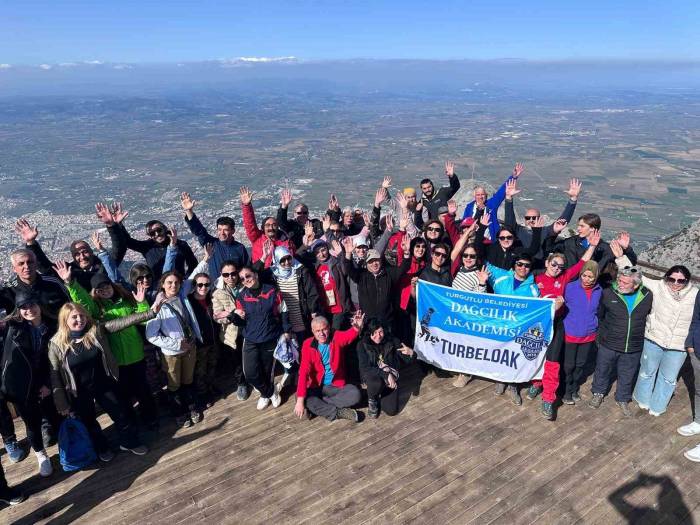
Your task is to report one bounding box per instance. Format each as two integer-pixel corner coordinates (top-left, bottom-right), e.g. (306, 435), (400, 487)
(639, 218), (700, 276)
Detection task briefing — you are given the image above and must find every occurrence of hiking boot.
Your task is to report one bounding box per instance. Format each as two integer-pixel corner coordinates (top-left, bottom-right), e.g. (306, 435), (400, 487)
(617, 401), (633, 418)
(588, 393), (604, 409)
(4, 440), (27, 463)
(120, 444), (149, 456)
(368, 397), (380, 419)
(678, 421), (700, 437)
(562, 396), (575, 405)
(35, 450), (53, 477)
(270, 391), (282, 409)
(257, 397), (270, 410)
(452, 374), (469, 388)
(236, 384), (250, 401)
(526, 385), (542, 401)
(572, 392), (582, 403)
(540, 401), (554, 421)
(99, 449), (115, 462)
(508, 386), (522, 406)
(336, 408), (359, 422)
(190, 408), (202, 424)
(176, 414), (192, 428)
(0, 486), (26, 506)
(494, 383), (507, 395)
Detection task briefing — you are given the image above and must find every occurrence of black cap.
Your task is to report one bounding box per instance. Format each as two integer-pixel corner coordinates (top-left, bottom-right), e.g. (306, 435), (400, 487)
(90, 272), (112, 290)
(15, 290), (40, 309)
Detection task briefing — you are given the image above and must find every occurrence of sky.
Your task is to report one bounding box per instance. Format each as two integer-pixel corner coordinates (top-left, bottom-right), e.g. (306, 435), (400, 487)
(1, 0), (699, 65)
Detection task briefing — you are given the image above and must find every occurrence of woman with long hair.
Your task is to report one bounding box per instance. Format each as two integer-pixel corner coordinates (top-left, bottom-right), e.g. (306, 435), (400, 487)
(48, 302), (159, 462)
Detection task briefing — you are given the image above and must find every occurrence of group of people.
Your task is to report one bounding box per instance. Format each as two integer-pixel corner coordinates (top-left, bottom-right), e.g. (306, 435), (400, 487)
(1, 161), (699, 508)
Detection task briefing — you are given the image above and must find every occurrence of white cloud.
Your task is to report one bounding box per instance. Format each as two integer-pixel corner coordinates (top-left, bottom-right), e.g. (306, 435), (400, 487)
(237, 56), (297, 63)
(58, 62), (77, 67)
(113, 64), (133, 70)
(0, 64), (11, 69)
(218, 56), (298, 67)
(84, 60), (104, 65)
(39, 64), (52, 70)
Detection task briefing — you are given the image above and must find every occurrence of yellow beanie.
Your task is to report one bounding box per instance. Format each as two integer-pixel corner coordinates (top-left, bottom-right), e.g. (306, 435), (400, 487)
(403, 187), (416, 196)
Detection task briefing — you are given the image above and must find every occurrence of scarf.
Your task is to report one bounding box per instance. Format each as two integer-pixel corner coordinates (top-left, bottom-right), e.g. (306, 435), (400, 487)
(272, 246), (301, 280)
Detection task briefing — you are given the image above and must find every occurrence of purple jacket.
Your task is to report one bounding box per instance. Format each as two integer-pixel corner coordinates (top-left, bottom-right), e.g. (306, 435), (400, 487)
(563, 279), (602, 338)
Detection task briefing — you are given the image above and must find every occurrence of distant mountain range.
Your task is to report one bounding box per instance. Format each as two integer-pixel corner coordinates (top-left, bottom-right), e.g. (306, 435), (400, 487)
(640, 218), (700, 277)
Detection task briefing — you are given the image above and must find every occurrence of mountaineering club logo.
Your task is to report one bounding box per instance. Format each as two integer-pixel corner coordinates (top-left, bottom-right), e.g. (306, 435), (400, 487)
(515, 323), (546, 361)
(418, 308), (437, 343)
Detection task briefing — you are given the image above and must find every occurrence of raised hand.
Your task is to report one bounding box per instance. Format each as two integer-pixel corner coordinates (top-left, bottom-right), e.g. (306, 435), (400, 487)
(395, 191), (407, 210)
(322, 213), (332, 232)
(589, 228), (601, 247)
(533, 216), (546, 229)
(512, 162), (524, 179)
(53, 260), (72, 283)
(617, 231), (630, 250)
(399, 210), (409, 231)
(168, 226), (178, 247)
(505, 179), (521, 199)
(328, 194), (340, 211)
(261, 238), (274, 262)
(565, 178), (582, 201)
(351, 310), (365, 330)
(239, 186), (253, 206)
(180, 192), (196, 212)
(400, 232), (410, 256)
(461, 221), (478, 239)
(382, 176), (392, 189)
(362, 212), (371, 227)
(110, 202), (129, 224)
(95, 202), (115, 226)
(132, 281), (147, 303)
(447, 199), (457, 215)
(476, 265), (490, 285)
(15, 218), (39, 245)
(445, 160), (455, 177)
(90, 231), (104, 251)
(609, 239), (624, 258)
(374, 187), (388, 208)
(329, 240), (343, 258)
(479, 211), (491, 227)
(203, 242), (214, 262)
(303, 222), (315, 246)
(384, 212), (394, 232)
(280, 188), (293, 208)
(552, 219), (568, 235)
(341, 236), (354, 255)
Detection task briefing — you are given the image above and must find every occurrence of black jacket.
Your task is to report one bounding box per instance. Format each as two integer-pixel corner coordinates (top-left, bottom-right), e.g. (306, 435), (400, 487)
(686, 292), (700, 359)
(3, 275), (69, 331)
(597, 284), (653, 353)
(475, 225), (542, 270)
(548, 235), (637, 273)
(1, 320), (51, 404)
(109, 223), (198, 280)
(28, 241), (105, 291)
(421, 175), (460, 220)
(356, 335), (413, 383)
(419, 265), (453, 287)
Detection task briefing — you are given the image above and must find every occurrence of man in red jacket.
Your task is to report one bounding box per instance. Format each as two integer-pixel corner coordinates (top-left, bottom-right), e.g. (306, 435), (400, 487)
(294, 311), (365, 422)
(239, 186), (294, 267)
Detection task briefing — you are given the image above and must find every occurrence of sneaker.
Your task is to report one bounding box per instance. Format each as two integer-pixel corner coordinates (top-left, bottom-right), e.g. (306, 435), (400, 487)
(678, 421), (700, 437)
(99, 449), (115, 462)
(648, 410), (662, 417)
(508, 386), (522, 406)
(617, 401), (633, 418)
(257, 397), (271, 410)
(526, 385), (542, 401)
(572, 392), (582, 403)
(119, 444), (149, 456)
(176, 414), (193, 428)
(684, 443), (700, 462)
(270, 391), (282, 409)
(368, 397), (380, 419)
(562, 397), (575, 405)
(236, 384), (250, 401)
(336, 407), (359, 422)
(4, 440), (27, 463)
(494, 383), (507, 396)
(0, 487), (26, 506)
(35, 450), (53, 477)
(588, 393), (604, 409)
(452, 374), (469, 388)
(190, 409), (202, 424)
(540, 401), (554, 420)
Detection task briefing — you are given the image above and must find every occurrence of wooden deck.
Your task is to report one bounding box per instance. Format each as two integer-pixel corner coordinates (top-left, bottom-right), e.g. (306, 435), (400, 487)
(2, 361), (699, 525)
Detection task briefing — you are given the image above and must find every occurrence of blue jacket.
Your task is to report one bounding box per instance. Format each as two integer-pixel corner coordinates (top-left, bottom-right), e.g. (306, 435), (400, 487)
(184, 212), (250, 279)
(486, 263), (539, 297)
(232, 283), (290, 343)
(563, 279), (602, 338)
(686, 292), (700, 359)
(462, 174), (514, 241)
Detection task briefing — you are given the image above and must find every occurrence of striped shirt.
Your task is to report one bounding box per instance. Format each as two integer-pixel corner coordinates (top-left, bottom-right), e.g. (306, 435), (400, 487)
(277, 275), (305, 332)
(452, 269), (486, 293)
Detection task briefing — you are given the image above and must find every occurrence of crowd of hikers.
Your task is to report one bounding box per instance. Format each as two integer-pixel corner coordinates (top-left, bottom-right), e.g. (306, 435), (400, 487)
(1, 162), (699, 506)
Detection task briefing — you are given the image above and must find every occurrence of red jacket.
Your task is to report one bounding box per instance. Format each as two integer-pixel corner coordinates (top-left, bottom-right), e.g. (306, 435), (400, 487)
(535, 259), (584, 317)
(242, 202), (294, 267)
(296, 327), (360, 398)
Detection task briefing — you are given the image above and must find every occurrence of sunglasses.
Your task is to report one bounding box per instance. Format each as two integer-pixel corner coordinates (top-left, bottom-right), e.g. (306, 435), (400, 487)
(515, 261), (531, 268)
(498, 235), (514, 241)
(433, 251), (447, 258)
(196, 282), (211, 288)
(135, 276), (152, 283)
(148, 228), (166, 238)
(329, 228), (341, 233)
(426, 227), (442, 232)
(549, 261), (565, 269)
(524, 216), (539, 221)
(279, 257), (292, 264)
(462, 253), (477, 259)
(619, 266), (639, 275)
(240, 273), (255, 280)
(666, 277), (688, 285)
(296, 210), (309, 215)
(221, 272), (237, 278)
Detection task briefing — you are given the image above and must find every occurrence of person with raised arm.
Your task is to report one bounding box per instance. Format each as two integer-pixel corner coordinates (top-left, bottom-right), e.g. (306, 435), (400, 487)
(475, 211), (544, 270)
(239, 186), (295, 268)
(462, 162), (523, 241)
(610, 235), (698, 418)
(54, 259), (159, 430)
(95, 201), (198, 280)
(504, 178), (581, 264)
(394, 229), (429, 345)
(180, 191), (249, 279)
(276, 188), (321, 248)
(15, 218), (106, 291)
(527, 229), (599, 419)
(294, 311), (365, 422)
(588, 258), (653, 417)
(418, 160), (461, 220)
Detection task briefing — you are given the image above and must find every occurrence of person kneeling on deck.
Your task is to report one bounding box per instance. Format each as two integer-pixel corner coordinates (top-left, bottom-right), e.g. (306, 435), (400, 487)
(294, 312), (365, 422)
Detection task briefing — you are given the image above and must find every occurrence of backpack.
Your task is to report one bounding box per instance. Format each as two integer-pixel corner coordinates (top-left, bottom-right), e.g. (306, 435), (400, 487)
(58, 417), (97, 472)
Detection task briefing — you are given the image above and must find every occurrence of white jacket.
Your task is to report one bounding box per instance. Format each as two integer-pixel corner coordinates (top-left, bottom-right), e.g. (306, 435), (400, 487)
(643, 276), (698, 350)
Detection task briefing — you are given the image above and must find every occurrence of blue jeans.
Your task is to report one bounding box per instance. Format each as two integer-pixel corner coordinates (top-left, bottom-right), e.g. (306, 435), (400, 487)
(633, 339), (687, 414)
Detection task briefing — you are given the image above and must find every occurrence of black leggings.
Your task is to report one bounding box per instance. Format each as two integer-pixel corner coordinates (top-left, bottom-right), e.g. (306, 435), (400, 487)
(242, 339), (276, 399)
(563, 341), (594, 398)
(118, 360), (158, 425)
(364, 374), (400, 416)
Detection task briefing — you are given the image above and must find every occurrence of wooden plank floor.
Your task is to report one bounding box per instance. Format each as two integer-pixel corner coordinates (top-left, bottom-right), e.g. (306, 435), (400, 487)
(2, 361), (699, 525)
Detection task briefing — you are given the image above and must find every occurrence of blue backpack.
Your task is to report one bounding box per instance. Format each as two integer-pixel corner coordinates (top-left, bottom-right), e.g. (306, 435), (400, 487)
(58, 417), (97, 472)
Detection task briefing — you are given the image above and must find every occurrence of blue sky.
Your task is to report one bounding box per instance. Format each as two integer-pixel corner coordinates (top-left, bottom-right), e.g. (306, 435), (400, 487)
(1, 0), (698, 64)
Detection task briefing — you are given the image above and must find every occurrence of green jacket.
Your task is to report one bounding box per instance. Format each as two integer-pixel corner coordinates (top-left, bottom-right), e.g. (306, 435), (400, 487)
(67, 281), (150, 366)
